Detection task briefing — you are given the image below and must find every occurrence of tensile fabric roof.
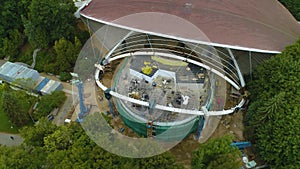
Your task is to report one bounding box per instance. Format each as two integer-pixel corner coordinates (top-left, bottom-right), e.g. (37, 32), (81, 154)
(80, 0), (300, 53)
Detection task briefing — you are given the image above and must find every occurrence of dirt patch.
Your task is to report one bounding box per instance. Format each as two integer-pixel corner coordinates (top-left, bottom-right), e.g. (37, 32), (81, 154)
(76, 19), (89, 31)
(95, 58), (247, 168)
(169, 110), (246, 168)
(210, 111), (245, 141)
(170, 135), (200, 169)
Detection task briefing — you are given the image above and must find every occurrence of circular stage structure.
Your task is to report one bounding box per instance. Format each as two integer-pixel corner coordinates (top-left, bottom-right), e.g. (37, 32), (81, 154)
(92, 30), (246, 140)
(71, 1), (300, 157)
(109, 51), (206, 140)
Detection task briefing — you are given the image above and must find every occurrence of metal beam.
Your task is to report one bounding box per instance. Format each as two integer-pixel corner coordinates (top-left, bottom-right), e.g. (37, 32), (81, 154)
(227, 48), (245, 87)
(104, 31), (134, 61)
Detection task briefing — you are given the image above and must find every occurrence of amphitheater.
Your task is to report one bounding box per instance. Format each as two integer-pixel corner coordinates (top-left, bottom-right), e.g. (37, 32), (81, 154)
(76, 0), (300, 141)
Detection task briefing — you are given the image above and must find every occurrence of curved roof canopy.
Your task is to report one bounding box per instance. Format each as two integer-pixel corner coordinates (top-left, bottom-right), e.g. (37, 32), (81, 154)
(80, 0), (300, 53)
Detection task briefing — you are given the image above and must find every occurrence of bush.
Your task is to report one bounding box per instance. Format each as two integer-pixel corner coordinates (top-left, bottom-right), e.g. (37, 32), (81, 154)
(33, 91), (66, 120)
(191, 135), (242, 169)
(245, 38), (300, 168)
(59, 72), (72, 82)
(35, 49), (56, 73)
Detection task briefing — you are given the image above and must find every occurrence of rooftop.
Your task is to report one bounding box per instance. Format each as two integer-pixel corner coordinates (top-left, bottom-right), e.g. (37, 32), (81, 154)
(0, 62), (39, 84)
(80, 0), (300, 53)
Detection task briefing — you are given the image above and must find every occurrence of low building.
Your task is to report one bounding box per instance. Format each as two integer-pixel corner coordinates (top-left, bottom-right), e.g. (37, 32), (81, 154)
(0, 61), (39, 86)
(0, 61), (62, 95)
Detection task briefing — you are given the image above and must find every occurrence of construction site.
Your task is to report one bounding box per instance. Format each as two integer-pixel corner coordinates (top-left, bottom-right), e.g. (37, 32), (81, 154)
(68, 0), (300, 158)
(68, 27), (247, 145)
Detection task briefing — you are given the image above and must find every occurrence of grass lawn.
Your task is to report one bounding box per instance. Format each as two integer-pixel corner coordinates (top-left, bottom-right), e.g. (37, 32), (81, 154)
(0, 109), (19, 133)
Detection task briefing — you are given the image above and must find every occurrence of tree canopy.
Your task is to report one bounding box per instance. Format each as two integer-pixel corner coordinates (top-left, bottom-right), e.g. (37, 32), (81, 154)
(279, 0), (300, 20)
(1, 120), (183, 169)
(244, 38), (300, 168)
(24, 0), (76, 48)
(191, 135), (242, 169)
(53, 37), (82, 74)
(33, 91), (66, 120)
(0, 84), (35, 127)
(0, 1), (26, 58)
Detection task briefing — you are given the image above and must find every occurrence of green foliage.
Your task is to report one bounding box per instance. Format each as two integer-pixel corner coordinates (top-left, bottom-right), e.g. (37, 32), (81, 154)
(279, 0), (300, 20)
(248, 39), (300, 101)
(33, 91), (66, 120)
(1, 29), (24, 58)
(0, 146), (46, 169)
(20, 118), (57, 147)
(245, 38), (300, 168)
(135, 152), (184, 169)
(191, 135), (242, 169)
(12, 78), (37, 91)
(34, 49), (56, 73)
(0, 0), (23, 57)
(0, 84), (19, 133)
(1, 87), (35, 127)
(75, 30), (90, 45)
(24, 0), (76, 48)
(74, 46), (98, 81)
(1, 121), (183, 168)
(53, 37), (81, 73)
(10, 45), (34, 64)
(59, 72), (72, 81)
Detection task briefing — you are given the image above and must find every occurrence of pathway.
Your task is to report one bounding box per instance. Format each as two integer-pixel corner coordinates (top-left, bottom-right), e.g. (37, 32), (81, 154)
(53, 94), (74, 125)
(0, 133), (23, 146)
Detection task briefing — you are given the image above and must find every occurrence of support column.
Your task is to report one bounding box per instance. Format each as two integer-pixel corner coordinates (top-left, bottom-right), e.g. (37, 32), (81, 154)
(201, 106), (210, 130)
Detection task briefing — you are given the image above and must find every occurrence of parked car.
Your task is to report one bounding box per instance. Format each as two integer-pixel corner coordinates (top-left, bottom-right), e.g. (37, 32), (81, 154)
(47, 114), (54, 121)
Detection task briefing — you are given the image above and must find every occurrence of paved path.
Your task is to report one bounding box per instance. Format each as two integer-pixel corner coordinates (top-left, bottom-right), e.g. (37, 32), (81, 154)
(53, 94), (74, 125)
(31, 48), (41, 69)
(0, 133), (23, 146)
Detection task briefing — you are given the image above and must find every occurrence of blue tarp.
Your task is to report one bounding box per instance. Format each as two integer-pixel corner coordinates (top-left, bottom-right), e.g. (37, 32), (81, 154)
(231, 142), (251, 150)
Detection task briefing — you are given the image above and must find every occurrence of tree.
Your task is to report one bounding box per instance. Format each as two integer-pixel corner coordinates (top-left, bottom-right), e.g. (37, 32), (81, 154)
(2, 29), (24, 58)
(20, 118), (58, 147)
(24, 0), (76, 48)
(1, 120), (184, 169)
(33, 91), (66, 120)
(136, 152), (184, 169)
(245, 38), (300, 168)
(1, 89), (34, 127)
(0, 1), (25, 58)
(53, 37), (72, 72)
(59, 72), (72, 81)
(0, 146), (46, 169)
(53, 37), (82, 74)
(279, 0), (300, 21)
(191, 135), (242, 169)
